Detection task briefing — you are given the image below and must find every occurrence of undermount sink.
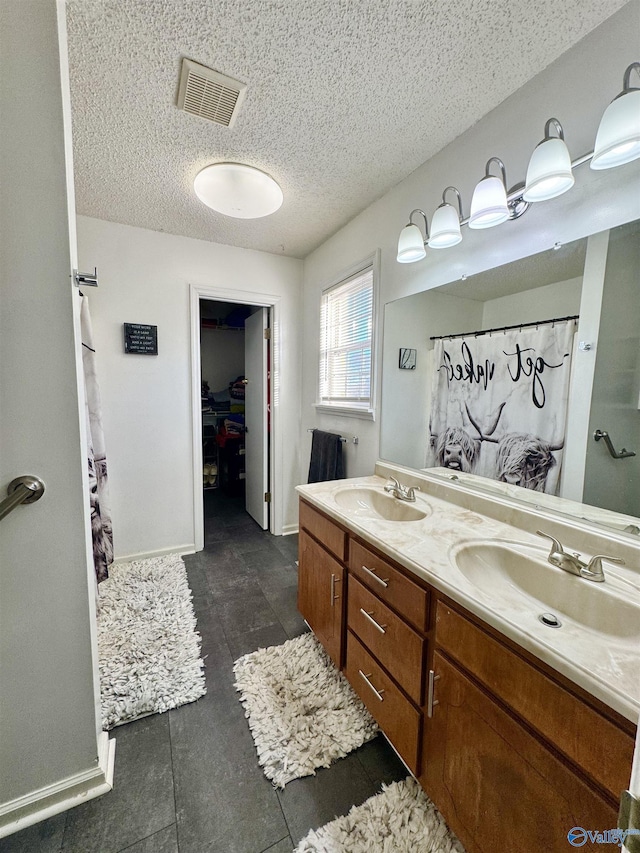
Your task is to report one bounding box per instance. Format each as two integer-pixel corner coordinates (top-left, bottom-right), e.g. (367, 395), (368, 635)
(452, 540), (640, 639)
(333, 486), (429, 522)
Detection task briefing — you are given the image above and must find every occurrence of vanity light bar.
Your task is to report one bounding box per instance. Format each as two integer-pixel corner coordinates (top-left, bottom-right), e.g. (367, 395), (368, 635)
(397, 61), (640, 262)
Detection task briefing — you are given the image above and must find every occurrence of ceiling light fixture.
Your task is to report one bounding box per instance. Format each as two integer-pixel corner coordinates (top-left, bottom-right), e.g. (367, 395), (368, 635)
(524, 118), (575, 202)
(397, 60), (640, 263)
(591, 62), (640, 170)
(469, 158), (510, 229)
(429, 187), (463, 248)
(397, 209), (429, 263)
(194, 162), (283, 219)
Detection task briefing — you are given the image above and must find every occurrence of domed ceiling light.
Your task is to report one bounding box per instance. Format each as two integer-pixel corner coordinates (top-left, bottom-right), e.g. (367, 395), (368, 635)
(194, 163), (283, 218)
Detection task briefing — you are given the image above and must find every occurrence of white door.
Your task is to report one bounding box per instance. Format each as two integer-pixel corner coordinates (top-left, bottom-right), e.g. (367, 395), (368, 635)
(0, 0), (109, 826)
(244, 308), (269, 528)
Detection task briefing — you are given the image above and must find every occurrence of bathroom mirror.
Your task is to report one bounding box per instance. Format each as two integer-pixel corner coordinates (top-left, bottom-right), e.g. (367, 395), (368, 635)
(380, 218), (640, 537)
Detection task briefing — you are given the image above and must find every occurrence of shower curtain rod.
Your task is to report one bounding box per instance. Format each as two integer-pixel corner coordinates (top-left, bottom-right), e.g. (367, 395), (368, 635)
(429, 314), (579, 342)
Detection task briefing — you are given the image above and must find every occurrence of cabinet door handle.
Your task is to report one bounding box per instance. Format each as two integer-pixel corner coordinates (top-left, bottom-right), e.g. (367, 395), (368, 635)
(358, 669), (385, 701)
(330, 573), (340, 606)
(361, 564), (389, 588)
(427, 669), (440, 718)
(359, 608), (387, 634)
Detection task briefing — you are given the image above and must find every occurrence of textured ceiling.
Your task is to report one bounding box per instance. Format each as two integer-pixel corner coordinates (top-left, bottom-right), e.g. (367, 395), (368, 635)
(66, 0), (627, 259)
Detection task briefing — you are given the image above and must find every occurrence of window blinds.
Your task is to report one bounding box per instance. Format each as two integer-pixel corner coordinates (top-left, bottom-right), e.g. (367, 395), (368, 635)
(319, 267), (373, 407)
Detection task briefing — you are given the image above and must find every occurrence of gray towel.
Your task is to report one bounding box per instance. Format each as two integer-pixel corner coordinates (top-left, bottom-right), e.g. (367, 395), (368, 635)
(308, 430), (345, 483)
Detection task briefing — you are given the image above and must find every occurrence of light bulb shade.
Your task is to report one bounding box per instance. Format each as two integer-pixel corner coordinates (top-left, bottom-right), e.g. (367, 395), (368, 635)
(523, 137), (574, 202)
(397, 223), (426, 262)
(428, 203), (462, 248)
(468, 175), (509, 229)
(194, 163), (283, 218)
(591, 88), (640, 170)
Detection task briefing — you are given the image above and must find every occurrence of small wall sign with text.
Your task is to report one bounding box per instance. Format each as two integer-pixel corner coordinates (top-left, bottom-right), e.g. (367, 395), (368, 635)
(399, 348), (417, 370)
(124, 323), (158, 355)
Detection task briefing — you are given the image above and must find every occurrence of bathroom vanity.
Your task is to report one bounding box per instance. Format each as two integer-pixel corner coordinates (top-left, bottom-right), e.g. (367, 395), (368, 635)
(296, 464), (639, 853)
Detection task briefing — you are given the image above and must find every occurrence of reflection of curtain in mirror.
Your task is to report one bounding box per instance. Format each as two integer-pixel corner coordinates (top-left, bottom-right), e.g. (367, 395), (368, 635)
(426, 320), (576, 494)
(80, 294), (114, 584)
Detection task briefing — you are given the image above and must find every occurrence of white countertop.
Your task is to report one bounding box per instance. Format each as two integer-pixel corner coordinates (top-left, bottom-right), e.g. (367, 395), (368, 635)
(297, 472), (640, 724)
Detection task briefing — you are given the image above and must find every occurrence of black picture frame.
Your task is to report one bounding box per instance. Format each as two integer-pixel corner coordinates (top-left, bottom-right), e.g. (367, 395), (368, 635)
(124, 323), (158, 355)
(399, 347), (417, 370)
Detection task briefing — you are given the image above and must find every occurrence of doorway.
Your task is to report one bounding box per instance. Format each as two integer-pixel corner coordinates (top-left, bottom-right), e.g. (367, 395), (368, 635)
(199, 298), (269, 529)
(190, 284), (279, 551)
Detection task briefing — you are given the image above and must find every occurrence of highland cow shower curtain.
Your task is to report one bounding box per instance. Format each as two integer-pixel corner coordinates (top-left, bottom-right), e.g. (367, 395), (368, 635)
(80, 294), (113, 583)
(426, 320), (576, 494)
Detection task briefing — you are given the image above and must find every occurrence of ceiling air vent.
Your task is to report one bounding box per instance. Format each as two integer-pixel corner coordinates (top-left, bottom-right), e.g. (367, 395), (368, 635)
(177, 59), (247, 128)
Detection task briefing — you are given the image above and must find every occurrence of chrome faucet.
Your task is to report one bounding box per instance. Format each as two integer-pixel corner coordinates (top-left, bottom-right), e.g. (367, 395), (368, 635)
(536, 531), (624, 583)
(384, 477), (420, 502)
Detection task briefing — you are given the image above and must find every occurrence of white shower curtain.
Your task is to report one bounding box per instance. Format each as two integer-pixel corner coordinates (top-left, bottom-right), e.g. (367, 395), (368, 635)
(426, 320), (576, 494)
(80, 294), (113, 583)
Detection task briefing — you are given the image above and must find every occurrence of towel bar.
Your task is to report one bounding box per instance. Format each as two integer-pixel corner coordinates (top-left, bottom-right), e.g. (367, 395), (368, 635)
(307, 428), (359, 445)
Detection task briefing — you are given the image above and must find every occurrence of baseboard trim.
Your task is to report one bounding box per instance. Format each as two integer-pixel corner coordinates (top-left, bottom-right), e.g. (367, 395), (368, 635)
(113, 543), (197, 564)
(281, 524), (299, 536)
(0, 732), (115, 839)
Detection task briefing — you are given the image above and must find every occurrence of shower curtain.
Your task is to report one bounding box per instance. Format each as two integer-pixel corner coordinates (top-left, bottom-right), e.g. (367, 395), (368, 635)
(80, 294), (113, 583)
(426, 320), (576, 494)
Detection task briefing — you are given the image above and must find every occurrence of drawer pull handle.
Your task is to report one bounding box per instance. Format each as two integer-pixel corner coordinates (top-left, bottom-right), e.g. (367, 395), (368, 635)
(359, 608), (387, 634)
(358, 669), (385, 701)
(330, 573), (340, 606)
(361, 564), (389, 588)
(427, 669), (440, 718)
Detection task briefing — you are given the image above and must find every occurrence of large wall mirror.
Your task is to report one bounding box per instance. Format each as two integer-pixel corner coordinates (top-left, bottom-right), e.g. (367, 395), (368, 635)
(380, 218), (640, 537)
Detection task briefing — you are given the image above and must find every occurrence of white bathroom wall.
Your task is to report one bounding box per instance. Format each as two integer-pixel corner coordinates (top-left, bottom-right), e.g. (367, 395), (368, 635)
(380, 291), (483, 469)
(76, 217), (303, 557)
(481, 277), (583, 329)
(301, 2), (640, 488)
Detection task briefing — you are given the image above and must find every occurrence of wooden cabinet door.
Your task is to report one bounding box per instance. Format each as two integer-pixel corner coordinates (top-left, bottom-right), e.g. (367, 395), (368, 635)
(298, 529), (345, 668)
(421, 652), (617, 853)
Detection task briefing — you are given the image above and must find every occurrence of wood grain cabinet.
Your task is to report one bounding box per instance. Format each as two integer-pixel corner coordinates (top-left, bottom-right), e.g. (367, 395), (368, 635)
(344, 630), (422, 774)
(346, 536), (430, 772)
(421, 652), (618, 853)
(297, 498), (635, 852)
(297, 505), (347, 668)
(422, 602), (634, 852)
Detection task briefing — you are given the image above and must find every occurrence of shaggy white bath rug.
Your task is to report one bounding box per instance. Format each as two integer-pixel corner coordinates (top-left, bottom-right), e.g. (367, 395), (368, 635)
(233, 633), (378, 787)
(294, 777), (465, 853)
(98, 554), (206, 729)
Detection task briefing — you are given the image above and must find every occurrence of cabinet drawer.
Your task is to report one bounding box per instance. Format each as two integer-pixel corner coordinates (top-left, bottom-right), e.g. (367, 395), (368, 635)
(299, 500), (347, 562)
(349, 540), (429, 632)
(348, 576), (424, 704)
(435, 601), (634, 802)
(345, 631), (421, 775)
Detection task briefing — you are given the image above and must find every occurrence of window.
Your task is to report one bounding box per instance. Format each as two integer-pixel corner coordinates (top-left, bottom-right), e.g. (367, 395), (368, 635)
(318, 261), (376, 417)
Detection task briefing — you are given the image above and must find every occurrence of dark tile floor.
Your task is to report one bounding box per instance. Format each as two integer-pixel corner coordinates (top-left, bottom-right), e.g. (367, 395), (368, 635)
(2, 491), (406, 853)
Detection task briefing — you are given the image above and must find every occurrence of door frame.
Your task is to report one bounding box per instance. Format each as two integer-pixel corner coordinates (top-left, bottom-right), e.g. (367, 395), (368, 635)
(189, 283), (280, 548)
